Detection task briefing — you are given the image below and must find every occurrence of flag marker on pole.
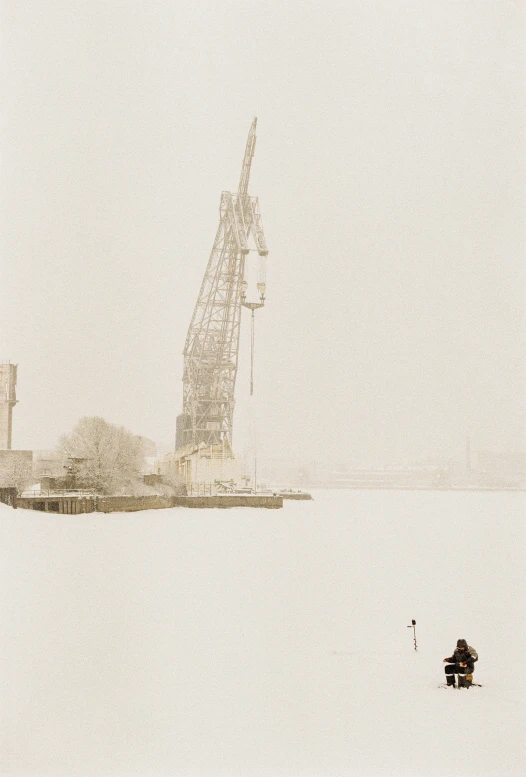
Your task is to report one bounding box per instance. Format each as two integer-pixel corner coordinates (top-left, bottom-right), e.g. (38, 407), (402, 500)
(407, 619), (417, 651)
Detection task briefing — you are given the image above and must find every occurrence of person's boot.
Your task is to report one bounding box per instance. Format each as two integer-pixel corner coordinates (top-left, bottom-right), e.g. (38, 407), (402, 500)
(446, 675), (456, 687)
(458, 675), (466, 688)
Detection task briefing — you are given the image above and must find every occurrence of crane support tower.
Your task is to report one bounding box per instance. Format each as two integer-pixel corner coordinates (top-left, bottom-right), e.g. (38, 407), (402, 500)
(0, 362), (18, 450)
(176, 119), (269, 451)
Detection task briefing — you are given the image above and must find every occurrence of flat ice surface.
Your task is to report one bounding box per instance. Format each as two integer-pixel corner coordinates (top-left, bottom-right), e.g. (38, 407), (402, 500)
(1, 489), (524, 776)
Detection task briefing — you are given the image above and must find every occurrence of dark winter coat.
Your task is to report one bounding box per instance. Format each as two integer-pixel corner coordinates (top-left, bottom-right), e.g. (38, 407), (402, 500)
(445, 645), (478, 672)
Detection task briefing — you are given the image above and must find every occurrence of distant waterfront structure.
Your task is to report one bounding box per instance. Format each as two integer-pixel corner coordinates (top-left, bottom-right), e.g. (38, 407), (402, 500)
(476, 450), (526, 483)
(0, 362), (18, 449)
(465, 435), (471, 474)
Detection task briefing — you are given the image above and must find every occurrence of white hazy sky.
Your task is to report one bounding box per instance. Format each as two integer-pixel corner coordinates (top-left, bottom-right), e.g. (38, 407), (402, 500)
(1, 0), (524, 467)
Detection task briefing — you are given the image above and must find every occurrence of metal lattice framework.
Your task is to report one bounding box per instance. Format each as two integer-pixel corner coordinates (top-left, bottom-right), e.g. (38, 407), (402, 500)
(176, 119), (268, 450)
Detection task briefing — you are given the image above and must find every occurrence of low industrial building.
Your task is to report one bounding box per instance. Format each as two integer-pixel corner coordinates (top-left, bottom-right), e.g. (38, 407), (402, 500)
(158, 442), (240, 494)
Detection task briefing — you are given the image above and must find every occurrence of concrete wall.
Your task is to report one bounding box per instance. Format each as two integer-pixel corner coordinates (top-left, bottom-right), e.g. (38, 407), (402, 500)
(15, 492), (283, 513)
(171, 495), (283, 509)
(96, 495), (175, 512)
(94, 494), (283, 512)
(190, 454), (240, 486)
(159, 445), (240, 491)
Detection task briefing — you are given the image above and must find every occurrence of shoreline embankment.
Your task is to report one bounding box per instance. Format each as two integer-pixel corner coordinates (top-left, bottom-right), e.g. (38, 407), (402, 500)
(12, 493), (284, 513)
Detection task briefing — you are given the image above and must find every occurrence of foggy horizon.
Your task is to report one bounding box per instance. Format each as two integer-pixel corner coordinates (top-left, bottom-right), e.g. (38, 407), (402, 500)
(1, 6), (525, 775)
(1, 1), (524, 470)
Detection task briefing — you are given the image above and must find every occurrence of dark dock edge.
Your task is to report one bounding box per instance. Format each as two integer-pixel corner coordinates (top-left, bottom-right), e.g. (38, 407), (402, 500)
(13, 493), (284, 513)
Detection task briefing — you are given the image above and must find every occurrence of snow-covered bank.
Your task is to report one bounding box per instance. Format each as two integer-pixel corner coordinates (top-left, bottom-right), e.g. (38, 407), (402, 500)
(1, 490), (524, 776)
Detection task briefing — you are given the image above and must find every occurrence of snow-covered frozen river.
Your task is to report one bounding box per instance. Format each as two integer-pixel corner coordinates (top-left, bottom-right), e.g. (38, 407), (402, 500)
(1, 489), (524, 776)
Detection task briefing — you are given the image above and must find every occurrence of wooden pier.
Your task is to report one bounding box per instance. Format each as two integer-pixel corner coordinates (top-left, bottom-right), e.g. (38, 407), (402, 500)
(16, 494), (97, 514)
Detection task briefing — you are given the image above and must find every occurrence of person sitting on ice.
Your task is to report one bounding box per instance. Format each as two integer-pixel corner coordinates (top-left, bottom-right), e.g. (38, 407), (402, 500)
(443, 638), (478, 687)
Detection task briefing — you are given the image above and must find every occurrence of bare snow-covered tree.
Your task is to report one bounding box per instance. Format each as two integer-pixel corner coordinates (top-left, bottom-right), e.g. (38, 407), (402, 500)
(59, 417), (146, 495)
(0, 455), (34, 493)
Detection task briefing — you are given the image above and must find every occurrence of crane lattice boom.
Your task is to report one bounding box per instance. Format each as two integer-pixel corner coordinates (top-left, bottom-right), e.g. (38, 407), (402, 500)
(176, 119), (268, 451)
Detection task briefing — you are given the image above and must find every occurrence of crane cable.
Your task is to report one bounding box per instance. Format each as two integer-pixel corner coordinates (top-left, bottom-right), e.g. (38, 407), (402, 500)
(247, 308), (258, 491)
(251, 310), (257, 490)
(250, 309), (255, 396)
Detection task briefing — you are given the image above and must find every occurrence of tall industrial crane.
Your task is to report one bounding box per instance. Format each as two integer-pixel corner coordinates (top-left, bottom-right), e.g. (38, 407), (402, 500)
(176, 119), (269, 451)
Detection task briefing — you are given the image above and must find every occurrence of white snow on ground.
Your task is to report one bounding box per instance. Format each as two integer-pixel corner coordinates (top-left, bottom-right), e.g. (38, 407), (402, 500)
(0, 489), (524, 776)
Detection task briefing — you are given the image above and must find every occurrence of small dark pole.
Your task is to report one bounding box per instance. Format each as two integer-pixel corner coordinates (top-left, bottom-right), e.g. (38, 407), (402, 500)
(407, 619), (417, 651)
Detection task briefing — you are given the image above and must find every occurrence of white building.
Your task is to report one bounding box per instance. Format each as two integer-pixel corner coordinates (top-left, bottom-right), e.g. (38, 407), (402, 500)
(158, 441), (240, 493)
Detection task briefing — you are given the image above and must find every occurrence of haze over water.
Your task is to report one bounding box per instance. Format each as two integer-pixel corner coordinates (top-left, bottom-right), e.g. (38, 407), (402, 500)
(1, 0), (524, 468)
